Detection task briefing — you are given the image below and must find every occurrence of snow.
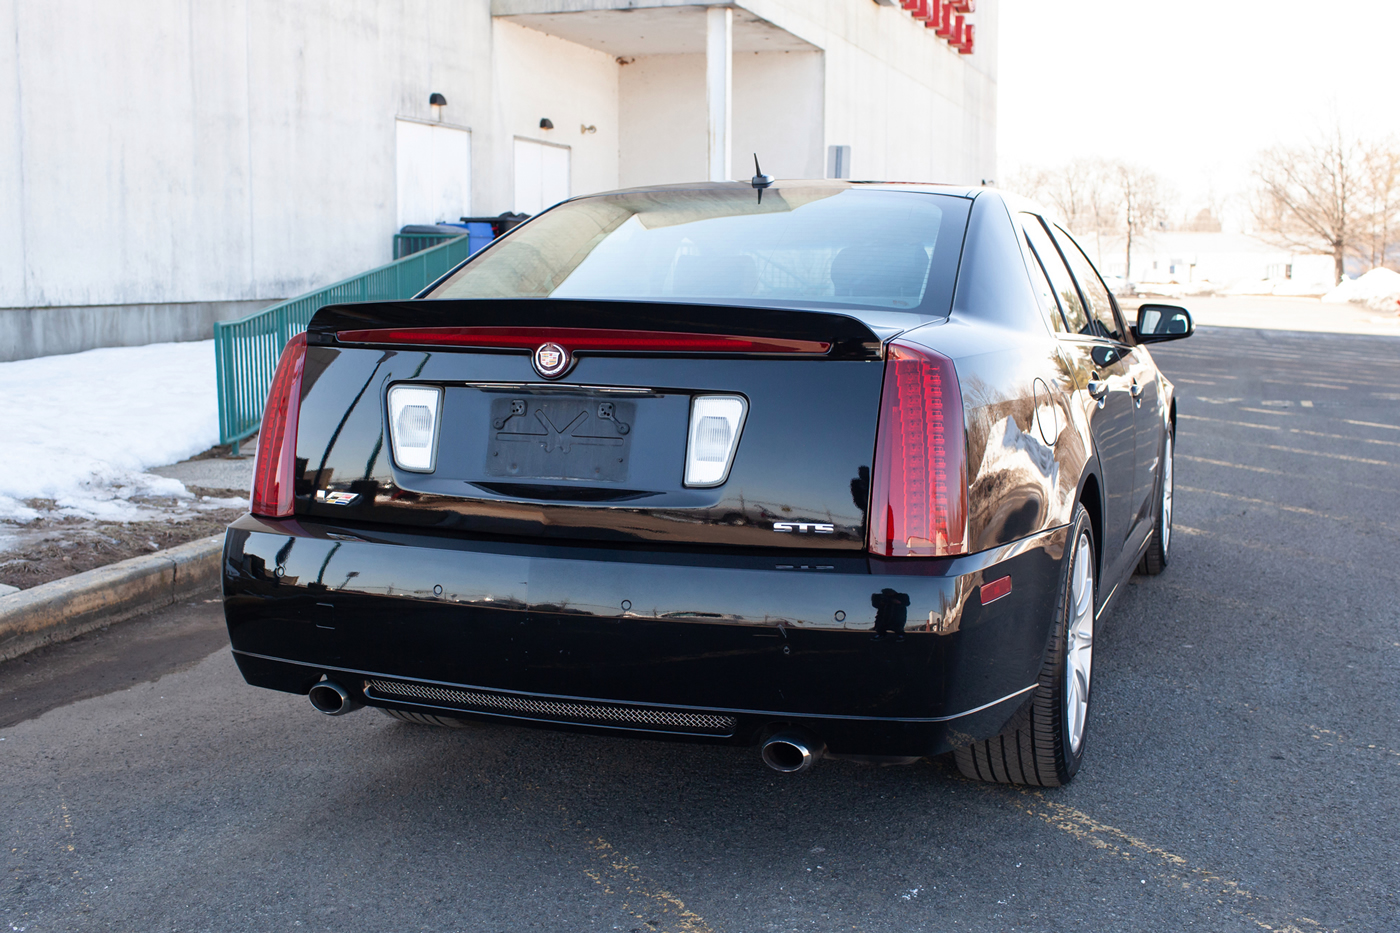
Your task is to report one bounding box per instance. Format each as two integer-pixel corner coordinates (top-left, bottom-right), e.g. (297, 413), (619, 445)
(1322, 267), (1400, 311)
(0, 341), (227, 522)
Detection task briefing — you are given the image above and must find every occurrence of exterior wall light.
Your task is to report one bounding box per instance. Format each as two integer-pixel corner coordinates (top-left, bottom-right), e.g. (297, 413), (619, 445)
(539, 118), (554, 130)
(581, 124), (596, 135)
(429, 92), (447, 106)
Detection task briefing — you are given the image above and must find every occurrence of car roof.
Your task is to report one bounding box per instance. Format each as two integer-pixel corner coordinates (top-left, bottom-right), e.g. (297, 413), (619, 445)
(571, 179), (987, 201)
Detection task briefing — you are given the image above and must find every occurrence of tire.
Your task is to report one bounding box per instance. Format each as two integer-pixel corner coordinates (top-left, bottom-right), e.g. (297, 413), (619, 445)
(378, 708), (476, 728)
(1136, 427), (1173, 575)
(954, 505), (1096, 786)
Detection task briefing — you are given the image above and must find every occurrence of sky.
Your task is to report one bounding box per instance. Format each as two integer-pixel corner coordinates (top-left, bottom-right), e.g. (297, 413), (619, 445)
(997, 0), (1400, 225)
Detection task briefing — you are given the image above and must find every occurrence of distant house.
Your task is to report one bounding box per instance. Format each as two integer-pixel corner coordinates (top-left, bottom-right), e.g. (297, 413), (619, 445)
(1090, 231), (1333, 295)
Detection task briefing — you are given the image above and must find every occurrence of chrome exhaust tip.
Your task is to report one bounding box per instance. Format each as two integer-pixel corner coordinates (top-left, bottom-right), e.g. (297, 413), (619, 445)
(308, 681), (364, 716)
(760, 730), (825, 773)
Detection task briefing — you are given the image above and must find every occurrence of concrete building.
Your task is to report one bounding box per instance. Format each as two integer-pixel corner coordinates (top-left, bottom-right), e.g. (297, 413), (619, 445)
(0, 0), (998, 362)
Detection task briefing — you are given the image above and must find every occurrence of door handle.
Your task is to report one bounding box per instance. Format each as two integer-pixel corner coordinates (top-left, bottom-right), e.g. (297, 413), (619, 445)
(1087, 380), (1109, 400)
(1130, 383), (1143, 399)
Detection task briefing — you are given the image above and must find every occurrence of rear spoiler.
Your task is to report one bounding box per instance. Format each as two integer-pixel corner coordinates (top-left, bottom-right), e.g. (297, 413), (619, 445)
(306, 299), (884, 361)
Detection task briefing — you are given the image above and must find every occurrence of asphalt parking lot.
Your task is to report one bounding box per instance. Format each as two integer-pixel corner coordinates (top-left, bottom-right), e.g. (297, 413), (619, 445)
(3, 326), (1397, 933)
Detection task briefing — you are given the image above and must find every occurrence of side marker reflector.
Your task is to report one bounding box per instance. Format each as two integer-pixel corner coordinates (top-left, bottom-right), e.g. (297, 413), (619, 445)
(980, 575), (1012, 605)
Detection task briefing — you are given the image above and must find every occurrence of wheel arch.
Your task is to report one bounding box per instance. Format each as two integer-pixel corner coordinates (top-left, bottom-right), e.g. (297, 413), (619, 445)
(1076, 470), (1105, 580)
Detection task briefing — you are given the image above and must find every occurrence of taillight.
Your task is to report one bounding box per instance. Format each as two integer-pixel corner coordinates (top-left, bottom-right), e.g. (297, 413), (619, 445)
(868, 339), (967, 557)
(250, 333), (307, 518)
(334, 326), (830, 355)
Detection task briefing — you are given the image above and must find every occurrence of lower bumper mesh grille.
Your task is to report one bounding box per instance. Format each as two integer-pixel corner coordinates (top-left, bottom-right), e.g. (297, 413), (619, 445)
(364, 679), (737, 735)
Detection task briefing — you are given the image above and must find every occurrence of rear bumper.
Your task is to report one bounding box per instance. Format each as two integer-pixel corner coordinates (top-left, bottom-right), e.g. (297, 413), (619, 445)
(222, 516), (1068, 757)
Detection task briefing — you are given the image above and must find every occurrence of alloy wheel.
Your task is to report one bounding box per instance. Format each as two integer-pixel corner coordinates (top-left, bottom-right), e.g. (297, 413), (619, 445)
(1064, 531), (1095, 755)
(1161, 432), (1174, 558)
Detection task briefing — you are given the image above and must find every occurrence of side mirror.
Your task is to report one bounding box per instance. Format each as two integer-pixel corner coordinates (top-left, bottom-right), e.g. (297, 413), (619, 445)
(1135, 304), (1194, 343)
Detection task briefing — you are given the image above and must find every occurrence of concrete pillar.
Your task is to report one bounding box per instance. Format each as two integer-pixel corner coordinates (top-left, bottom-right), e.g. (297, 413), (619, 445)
(705, 6), (732, 182)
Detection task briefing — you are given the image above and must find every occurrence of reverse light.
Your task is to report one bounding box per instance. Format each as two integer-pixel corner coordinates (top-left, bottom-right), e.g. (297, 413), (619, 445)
(387, 385), (443, 472)
(868, 339), (968, 557)
(685, 395), (747, 487)
(251, 333), (308, 518)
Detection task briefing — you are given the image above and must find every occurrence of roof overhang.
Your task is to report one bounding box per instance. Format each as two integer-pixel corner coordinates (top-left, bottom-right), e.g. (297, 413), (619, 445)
(491, 1), (819, 55)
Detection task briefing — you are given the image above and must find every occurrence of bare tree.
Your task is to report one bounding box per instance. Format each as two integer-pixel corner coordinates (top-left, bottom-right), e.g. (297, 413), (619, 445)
(1012, 159), (1121, 265)
(1116, 163), (1167, 286)
(1359, 142), (1400, 271)
(1250, 128), (1364, 286)
(1011, 160), (1169, 277)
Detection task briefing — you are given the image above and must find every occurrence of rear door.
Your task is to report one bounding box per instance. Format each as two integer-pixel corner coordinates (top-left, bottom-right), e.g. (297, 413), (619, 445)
(1020, 215), (1137, 577)
(1053, 225), (1165, 537)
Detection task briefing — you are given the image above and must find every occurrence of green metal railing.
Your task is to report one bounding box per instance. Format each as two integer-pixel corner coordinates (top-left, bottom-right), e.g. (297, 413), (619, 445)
(215, 234), (471, 454)
(393, 231), (463, 260)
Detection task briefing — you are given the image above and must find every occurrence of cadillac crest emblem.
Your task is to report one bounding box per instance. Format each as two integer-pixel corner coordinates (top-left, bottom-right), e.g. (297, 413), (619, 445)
(533, 341), (570, 378)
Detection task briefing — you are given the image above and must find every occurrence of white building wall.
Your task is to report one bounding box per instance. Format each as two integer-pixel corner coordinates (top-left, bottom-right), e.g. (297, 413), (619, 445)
(491, 18), (619, 215)
(618, 55), (707, 189)
(733, 51), (826, 180)
(740, 0), (998, 184)
(619, 50), (823, 188)
(0, 0), (491, 313)
(2, 0), (997, 360)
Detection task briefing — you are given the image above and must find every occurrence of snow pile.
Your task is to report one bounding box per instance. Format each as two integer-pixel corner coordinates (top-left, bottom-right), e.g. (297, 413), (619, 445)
(1269, 278), (1331, 298)
(1322, 268), (1400, 311)
(0, 341), (223, 522)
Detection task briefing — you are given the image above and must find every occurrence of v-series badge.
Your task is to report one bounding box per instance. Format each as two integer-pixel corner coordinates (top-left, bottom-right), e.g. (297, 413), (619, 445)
(773, 522), (835, 534)
(315, 490), (360, 506)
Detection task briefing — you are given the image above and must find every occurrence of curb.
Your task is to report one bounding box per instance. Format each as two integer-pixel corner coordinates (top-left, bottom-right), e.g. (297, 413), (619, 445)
(0, 535), (224, 663)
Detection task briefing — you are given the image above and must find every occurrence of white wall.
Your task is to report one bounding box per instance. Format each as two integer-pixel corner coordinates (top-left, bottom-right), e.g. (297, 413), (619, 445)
(733, 51), (825, 180)
(491, 18), (619, 215)
(0, 0), (492, 311)
(732, 0), (998, 184)
(618, 49), (823, 188)
(1, 0), (997, 356)
(618, 55), (707, 189)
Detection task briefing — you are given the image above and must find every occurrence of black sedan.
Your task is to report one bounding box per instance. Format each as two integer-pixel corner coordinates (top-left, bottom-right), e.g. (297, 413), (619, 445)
(223, 180), (1192, 785)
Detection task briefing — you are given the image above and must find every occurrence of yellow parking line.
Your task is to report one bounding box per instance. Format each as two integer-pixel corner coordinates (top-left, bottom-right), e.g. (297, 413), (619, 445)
(1013, 789), (1336, 933)
(1177, 455), (1397, 494)
(1288, 427), (1400, 448)
(1181, 414), (1281, 430)
(1176, 485), (1338, 519)
(1307, 726), (1400, 763)
(1344, 419), (1400, 431)
(1179, 455), (1287, 476)
(1251, 443), (1392, 467)
(583, 836), (718, 933)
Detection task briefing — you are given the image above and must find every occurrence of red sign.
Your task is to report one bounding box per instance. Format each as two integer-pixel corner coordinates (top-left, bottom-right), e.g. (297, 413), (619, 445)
(903, 0), (976, 54)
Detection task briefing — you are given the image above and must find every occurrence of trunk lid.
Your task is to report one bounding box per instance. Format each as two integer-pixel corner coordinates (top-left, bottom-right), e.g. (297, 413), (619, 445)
(293, 299), (896, 550)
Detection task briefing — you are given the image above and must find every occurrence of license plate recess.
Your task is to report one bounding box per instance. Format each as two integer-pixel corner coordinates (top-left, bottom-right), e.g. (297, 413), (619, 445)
(486, 395), (636, 482)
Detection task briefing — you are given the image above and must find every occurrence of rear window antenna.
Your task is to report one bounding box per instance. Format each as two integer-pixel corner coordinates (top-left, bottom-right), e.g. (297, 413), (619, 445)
(751, 154), (773, 188)
(751, 154), (773, 203)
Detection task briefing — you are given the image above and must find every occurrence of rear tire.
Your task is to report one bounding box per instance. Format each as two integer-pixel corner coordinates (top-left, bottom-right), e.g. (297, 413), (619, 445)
(954, 505), (1096, 786)
(1137, 428), (1173, 575)
(378, 708), (476, 728)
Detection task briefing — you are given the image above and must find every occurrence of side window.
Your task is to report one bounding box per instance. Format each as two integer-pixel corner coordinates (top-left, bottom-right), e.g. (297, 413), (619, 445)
(1020, 214), (1090, 334)
(1018, 226), (1066, 332)
(1052, 225), (1123, 342)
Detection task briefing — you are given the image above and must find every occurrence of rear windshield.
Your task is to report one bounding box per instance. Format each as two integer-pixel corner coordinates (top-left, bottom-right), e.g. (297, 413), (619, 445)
(425, 187), (970, 313)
